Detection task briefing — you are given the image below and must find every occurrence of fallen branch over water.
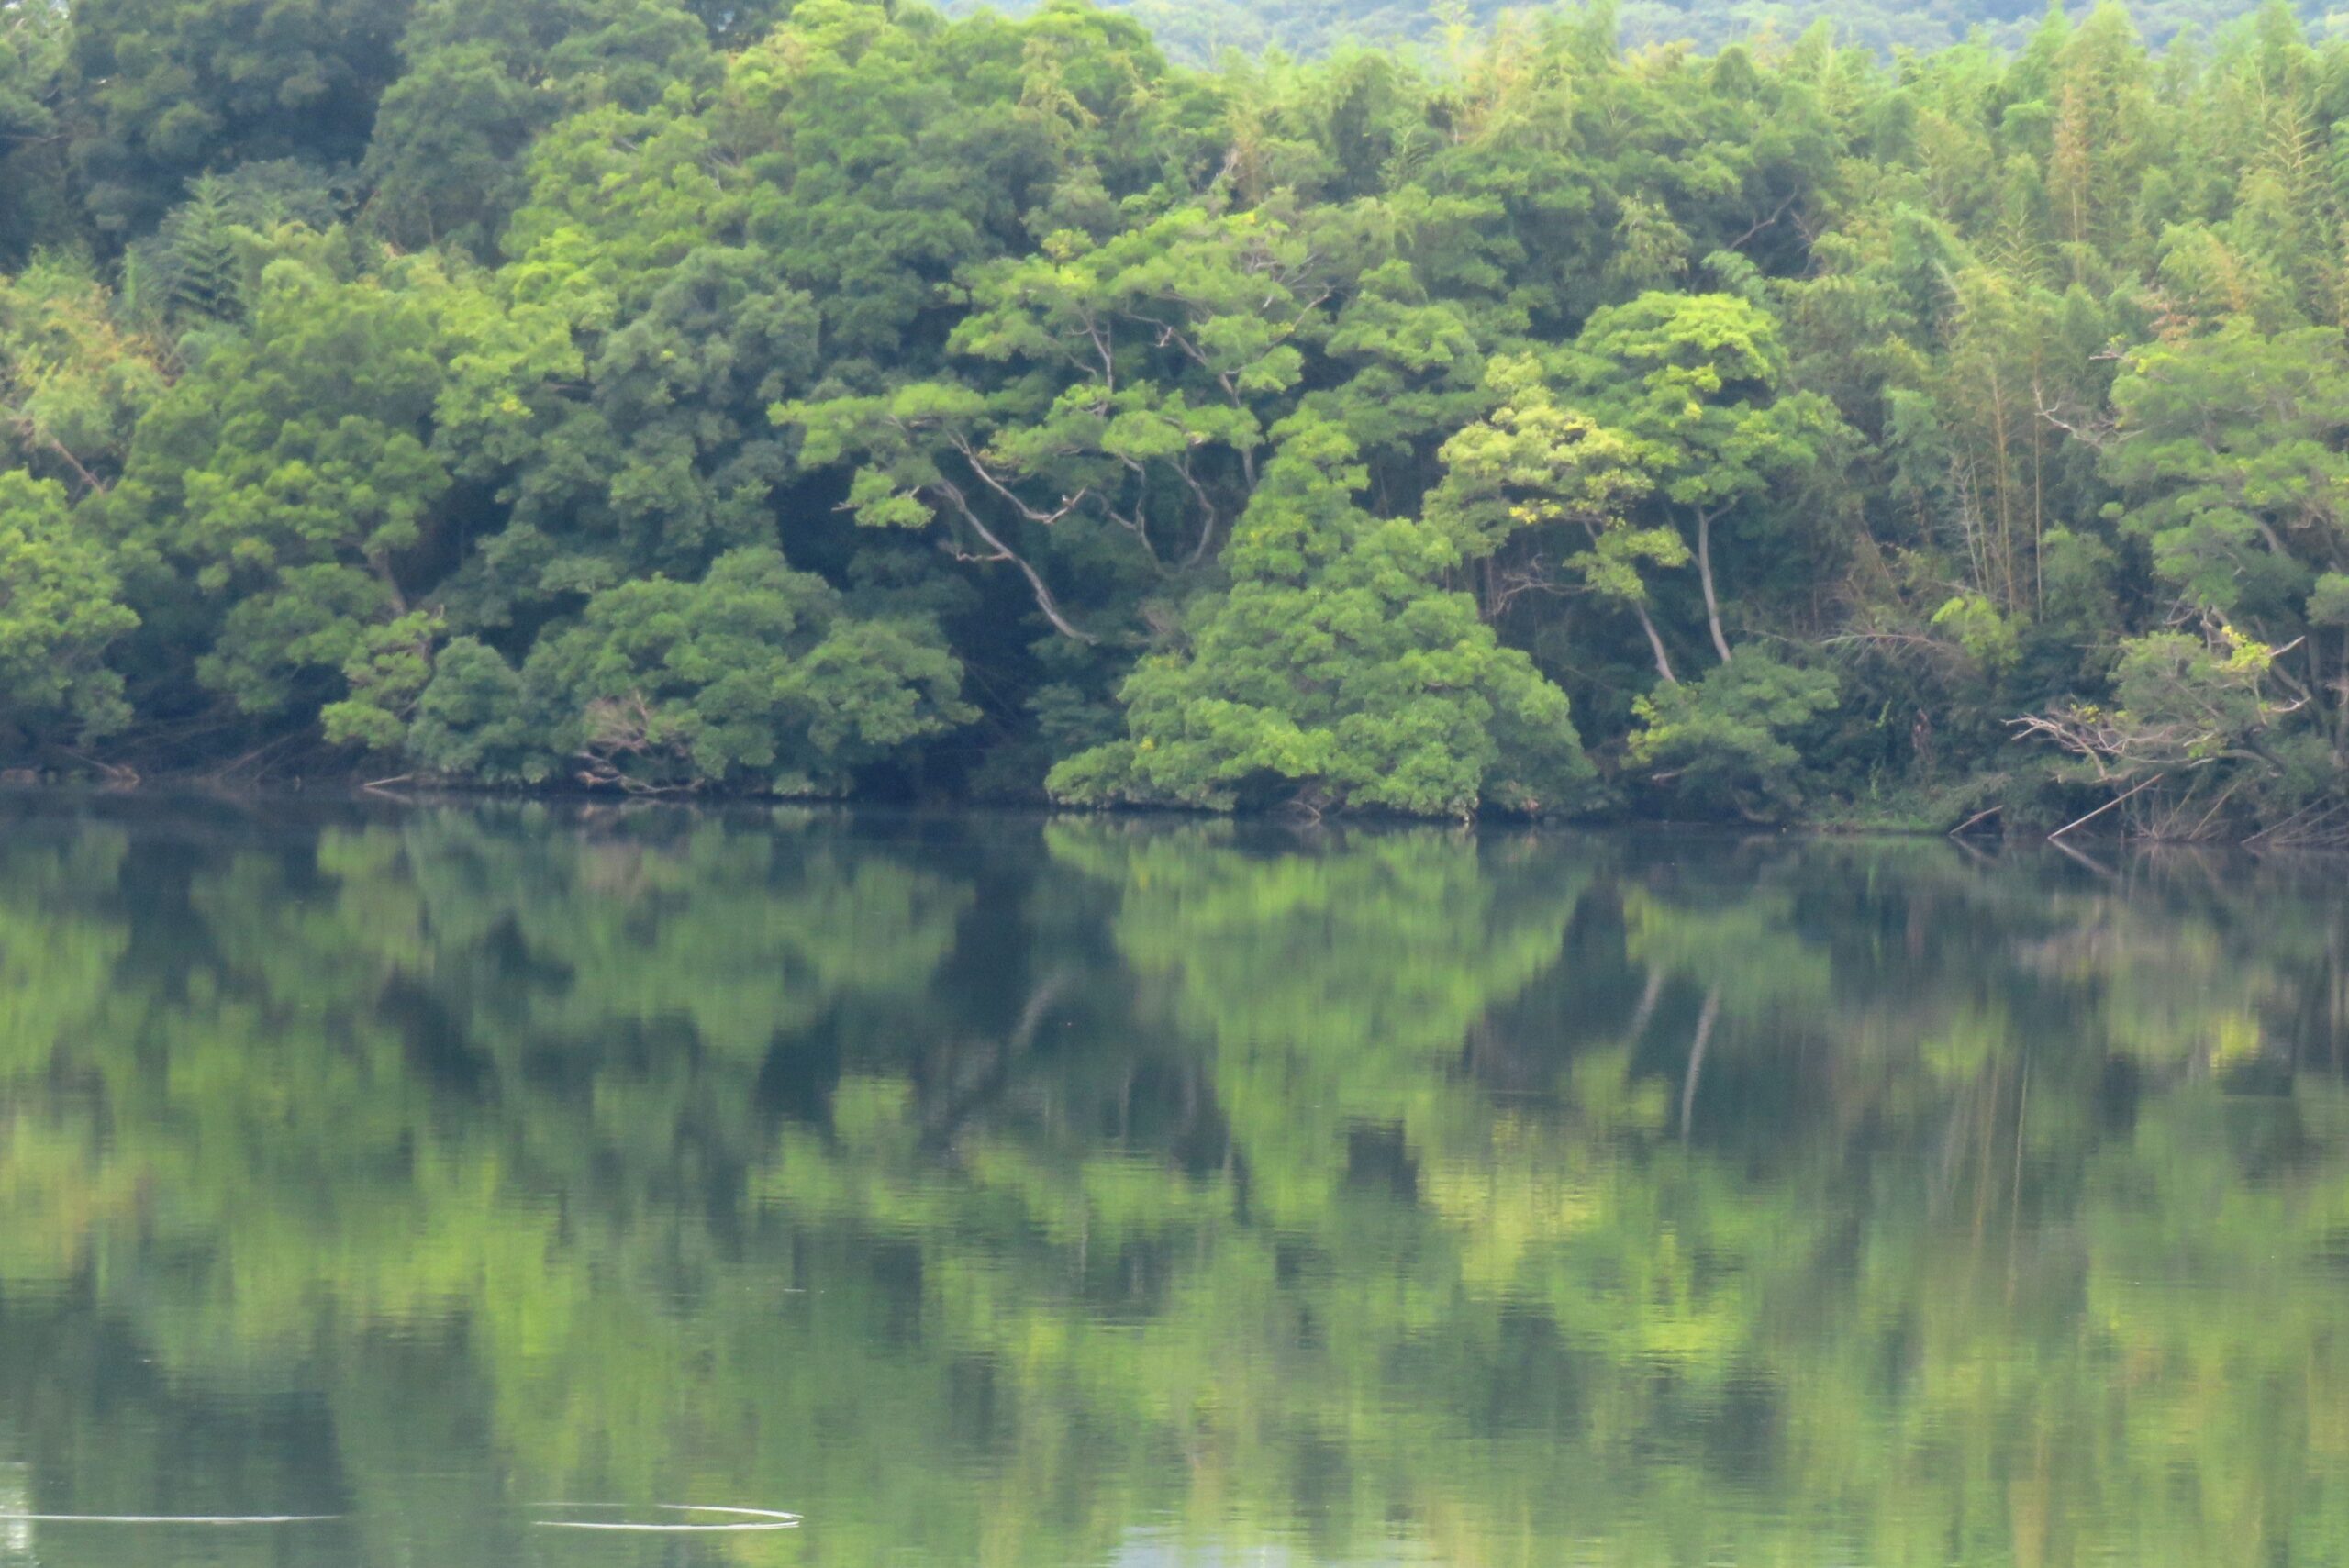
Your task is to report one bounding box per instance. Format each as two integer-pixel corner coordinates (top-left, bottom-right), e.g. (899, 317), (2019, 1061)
(2048, 774), (2165, 841)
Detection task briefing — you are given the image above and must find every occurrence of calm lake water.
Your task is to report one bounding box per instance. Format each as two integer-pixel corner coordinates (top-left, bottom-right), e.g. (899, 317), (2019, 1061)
(3, 795), (2348, 1567)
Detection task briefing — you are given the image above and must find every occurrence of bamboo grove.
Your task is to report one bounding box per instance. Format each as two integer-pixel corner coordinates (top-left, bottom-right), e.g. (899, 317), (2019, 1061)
(7, 0), (2349, 830)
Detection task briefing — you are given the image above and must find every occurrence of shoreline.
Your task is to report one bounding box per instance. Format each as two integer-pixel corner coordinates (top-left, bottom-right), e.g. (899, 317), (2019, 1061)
(4, 774), (2333, 852)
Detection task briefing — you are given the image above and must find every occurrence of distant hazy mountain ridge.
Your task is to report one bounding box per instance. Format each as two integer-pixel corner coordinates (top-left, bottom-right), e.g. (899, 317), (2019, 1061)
(947, 0), (2320, 61)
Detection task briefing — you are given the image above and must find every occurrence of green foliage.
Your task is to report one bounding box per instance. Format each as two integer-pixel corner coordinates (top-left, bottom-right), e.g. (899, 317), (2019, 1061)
(513, 545), (976, 792)
(0, 471), (136, 751)
(398, 634), (536, 778)
(1629, 651), (1841, 815)
(69, 0), (413, 235)
(2104, 322), (2349, 624)
(1431, 351), (1688, 680)
(1564, 289), (1844, 663)
(2013, 624), (2303, 828)
(0, 3), (76, 266)
(125, 161), (346, 328)
(1051, 417), (1592, 817)
(0, 4), (63, 148)
(722, 0), (1200, 358)
(2108, 628), (2284, 765)
(451, 241), (821, 629)
(361, 0), (717, 254)
(1930, 590), (2021, 674)
(321, 545), (979, 791)
(0, 254), (168, 491)
(320, 608), (441, 753)
(104, 250), (473, 726)
(13, 0), (2349, 826)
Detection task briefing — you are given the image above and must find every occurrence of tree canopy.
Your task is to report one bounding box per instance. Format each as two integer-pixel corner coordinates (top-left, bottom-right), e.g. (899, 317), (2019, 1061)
(8, 0), (2349, 833)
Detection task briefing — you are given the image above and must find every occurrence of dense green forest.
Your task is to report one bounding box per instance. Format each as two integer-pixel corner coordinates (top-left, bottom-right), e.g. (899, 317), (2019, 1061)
(8, 0), (2349, 832)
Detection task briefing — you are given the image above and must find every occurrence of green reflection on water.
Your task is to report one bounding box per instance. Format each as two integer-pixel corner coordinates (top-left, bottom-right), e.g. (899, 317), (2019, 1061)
(2, 797), (2347, 1567)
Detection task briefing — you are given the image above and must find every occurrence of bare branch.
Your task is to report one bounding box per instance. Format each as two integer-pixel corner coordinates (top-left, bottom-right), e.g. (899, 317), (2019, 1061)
(1729, 193), (1798, 251)
(934, 477), (1097, 644)
(949, 436), (1089, 528)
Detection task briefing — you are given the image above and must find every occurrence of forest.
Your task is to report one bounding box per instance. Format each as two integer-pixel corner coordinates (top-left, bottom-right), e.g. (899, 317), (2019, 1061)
(6, 0), (2349, 833)
(990, 0), (2308, 83)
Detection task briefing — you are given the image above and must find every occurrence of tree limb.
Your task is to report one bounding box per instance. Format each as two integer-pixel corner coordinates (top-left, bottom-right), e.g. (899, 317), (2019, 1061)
(934, 477), (1097, 644)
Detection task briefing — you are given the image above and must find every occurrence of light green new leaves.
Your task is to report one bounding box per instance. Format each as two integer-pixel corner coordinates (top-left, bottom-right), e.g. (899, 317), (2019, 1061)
(0, 472), (137, 751)
(2103, 322), (2349, 624)
(1570, 289), (1838, 517)
(499, 101), (730, 330)
(1431, 353), (1687, 604)
(107, 250), (482, 721)
(1049, 416), (1592, 817)
(1564, 289), (1844, 669)
(0, 257), (170, 492)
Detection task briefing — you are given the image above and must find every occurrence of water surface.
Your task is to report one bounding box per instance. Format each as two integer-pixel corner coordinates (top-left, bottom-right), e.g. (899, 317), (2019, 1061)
(3, 795), (2346, 1566)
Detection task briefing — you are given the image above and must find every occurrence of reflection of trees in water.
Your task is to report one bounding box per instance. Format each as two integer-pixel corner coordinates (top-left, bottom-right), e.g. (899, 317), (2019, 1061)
(0, 804), (2347, 1563)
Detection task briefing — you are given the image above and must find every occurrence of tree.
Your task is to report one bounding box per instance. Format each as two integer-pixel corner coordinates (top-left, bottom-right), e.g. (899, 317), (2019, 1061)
(718, 0), (1192, 360)
(1564, 290), (1842, 668)
(360, 0), (715, 254)
(1626, 651), (1842, 817)
(1048, 415), (1593, 817)
(0, 1), (77, 266)
(103, 250), (476, 730)
(948, 204), (1330, 564)
(0, 471), (137, 754)
(2102, 321), (2349, 749)
(0, 256), (169, 494)
(499, 545), (976, 793)
(1429, 352), (1687, 683)
(784, 204), (1332, 642)
(446, 243), (820, 631)
(19, 0), (2349, 828)
(121, 161), (346, 330)
(2014, 624), (2309, 834)
(69, 0), (416, 236)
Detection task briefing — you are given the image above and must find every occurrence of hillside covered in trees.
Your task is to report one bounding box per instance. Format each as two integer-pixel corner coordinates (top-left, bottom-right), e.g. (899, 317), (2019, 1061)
(974, 0), (2313, 78)
(5, 0), (2349, 834)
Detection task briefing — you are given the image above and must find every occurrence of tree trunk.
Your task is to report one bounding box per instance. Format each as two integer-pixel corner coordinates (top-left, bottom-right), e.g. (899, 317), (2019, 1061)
(371, 553), (410, 617)
(2336, 631), (2348, 760)
(940, 481), (1095, 644)
(1695, 507), (1732, 664)
(1633, 602), (1679, 685)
